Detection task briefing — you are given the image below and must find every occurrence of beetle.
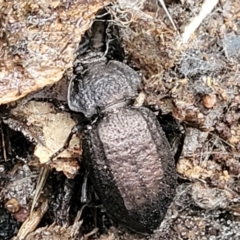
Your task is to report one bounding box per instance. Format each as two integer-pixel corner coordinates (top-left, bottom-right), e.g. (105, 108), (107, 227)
(67, 55), (178, 234)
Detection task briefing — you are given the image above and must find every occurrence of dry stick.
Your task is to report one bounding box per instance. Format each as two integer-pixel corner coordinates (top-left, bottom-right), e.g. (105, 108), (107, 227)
(181, 0), (219, 43)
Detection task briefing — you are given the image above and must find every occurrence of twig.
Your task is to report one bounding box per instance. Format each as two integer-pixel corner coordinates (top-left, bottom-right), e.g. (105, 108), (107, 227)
(181, 0), (219, 43)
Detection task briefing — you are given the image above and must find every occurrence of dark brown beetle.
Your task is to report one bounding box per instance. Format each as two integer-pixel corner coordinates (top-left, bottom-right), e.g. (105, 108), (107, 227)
(68, 56), (178, 234)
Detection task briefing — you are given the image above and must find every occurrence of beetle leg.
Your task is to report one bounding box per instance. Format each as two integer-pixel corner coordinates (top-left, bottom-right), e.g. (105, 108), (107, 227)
(81, 171), (90, 203)
(47, 123), (83, 162)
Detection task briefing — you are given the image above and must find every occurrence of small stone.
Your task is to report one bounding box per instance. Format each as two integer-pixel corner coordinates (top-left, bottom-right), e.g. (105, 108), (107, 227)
(202, 93), (217, 108)
(5, 198), (20, 213)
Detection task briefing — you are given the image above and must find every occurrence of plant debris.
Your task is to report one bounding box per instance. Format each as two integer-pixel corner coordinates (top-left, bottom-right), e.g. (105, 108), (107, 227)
(4, 101), (81, 173)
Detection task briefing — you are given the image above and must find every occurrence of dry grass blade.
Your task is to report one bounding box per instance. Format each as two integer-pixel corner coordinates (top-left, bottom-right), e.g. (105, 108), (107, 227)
(30, 167), (50, 215)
